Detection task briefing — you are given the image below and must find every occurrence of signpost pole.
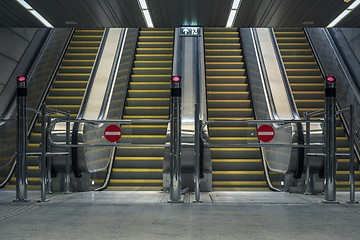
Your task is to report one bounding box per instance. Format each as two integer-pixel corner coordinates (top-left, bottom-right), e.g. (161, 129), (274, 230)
(169, 76), (182, 203)
(15, 76), (29, 202)
(324, 76), (337, 203)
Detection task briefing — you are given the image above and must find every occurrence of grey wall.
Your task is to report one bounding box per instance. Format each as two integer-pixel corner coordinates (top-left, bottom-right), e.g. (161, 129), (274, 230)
(0, 28), (37, 95)
(340, 28), (360, 66)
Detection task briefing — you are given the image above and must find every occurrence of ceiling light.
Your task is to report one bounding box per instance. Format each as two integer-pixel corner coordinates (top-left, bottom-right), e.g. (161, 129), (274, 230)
(137, 0), (154, 28)
(226, 0), (243, 27)
(327, 0), (360, 27)
(16, 0), (53, 27)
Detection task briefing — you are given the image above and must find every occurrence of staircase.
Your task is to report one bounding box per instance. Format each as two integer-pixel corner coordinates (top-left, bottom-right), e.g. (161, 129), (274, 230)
(204, 28), (272, 191)
(107, 29), (174, 191)
(5, 29), (105, 189)
(274, 28), (360, 190)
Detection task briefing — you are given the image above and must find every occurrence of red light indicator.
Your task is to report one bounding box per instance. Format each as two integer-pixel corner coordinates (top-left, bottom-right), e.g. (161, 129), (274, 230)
(326, 76), (335, 83)
(17, 76), (27, 82)
(171, 76), (181, 83)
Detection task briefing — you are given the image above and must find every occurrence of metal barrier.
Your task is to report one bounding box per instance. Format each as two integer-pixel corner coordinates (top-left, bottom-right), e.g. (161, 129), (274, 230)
(200, 112), (358, 203)
(48, 119), (169, 148)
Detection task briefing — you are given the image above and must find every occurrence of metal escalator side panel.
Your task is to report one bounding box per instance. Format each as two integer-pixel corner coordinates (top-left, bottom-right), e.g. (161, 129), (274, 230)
(305, 28), (360, 189)
(77, 29), (127, 176)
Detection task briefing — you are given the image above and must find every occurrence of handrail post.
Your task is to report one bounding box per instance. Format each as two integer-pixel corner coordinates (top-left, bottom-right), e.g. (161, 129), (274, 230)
(168, 77), (182, 203)
(46, 114), (52, 194)
(347, 104), (357, 203)
(324, 76), (338, 203)
(304, 112), (314, 194)
(64, 112), (71, 193)
(194, 103), (201, 202)
(15, 76), (29, 202)
(40, 103), (47, 202)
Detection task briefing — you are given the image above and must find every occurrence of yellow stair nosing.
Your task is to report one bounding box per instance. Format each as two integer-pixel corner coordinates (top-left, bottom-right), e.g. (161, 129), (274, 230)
(210, 147), (259, 151)
(212, 159), (261, 163)
(209, 127), (256, 130)
(209, 137), (258, 141)
(127, 98), (169, 101)
(128, 90), (170, 93)
(213, 171), (264, 175)
(130, 82), (170, 85)
(115, 157), (163, 161)
(112, 168), (163, 173)
(213, 181), (267, 186)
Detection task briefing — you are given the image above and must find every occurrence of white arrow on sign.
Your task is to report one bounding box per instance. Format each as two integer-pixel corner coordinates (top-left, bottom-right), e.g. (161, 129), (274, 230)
(182, 28), (190, 34)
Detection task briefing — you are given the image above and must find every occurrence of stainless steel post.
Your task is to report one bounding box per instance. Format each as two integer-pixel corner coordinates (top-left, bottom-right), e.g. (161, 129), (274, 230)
(40, 104), (47, 201)
(64, 113), (71, 193)
(46, 116), (52, 194)
(15, 76), (28, 201)
(348, 104), (357, 203)
(194, 103), (201, 202)
(169, 81), (182, 202)
(305, 113), (313, 194)
(324, 76), (337, 203)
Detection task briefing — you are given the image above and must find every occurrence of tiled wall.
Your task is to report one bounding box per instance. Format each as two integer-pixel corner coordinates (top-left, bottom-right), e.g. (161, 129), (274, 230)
(340, 28), (360, 66)
(0, 28), (37, 95)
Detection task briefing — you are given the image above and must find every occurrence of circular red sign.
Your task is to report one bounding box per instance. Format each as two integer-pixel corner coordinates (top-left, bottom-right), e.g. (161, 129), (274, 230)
(257, 124), (275, 142)
(104, 125), (122, 142)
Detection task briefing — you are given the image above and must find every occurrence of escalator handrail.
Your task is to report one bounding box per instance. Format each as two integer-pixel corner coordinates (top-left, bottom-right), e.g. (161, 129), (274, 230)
(0, 29), (75, 188)
(269, 28), (304, 178)
(244, 28), (281, 191)
(95, 28), (140, 190)
(269, 28), (300, 120)
(71, 29), (110, 178)
(97, 29), (127, 121)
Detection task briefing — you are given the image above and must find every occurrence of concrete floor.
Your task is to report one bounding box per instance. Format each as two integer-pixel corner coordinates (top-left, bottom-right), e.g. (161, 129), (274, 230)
(0, 190), (360, 240)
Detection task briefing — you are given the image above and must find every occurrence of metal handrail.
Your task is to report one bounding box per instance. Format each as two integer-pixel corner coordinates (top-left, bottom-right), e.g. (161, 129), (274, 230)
(95, 28), (134, 191)
(201, 119), (324, 148)
(49, 119), (170, 148)
(71, 29), (109, 177)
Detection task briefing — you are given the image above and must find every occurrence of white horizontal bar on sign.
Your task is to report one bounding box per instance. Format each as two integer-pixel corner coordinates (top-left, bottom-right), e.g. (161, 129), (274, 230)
(257, 132), (274, 136)
(105, 132), (121, 135)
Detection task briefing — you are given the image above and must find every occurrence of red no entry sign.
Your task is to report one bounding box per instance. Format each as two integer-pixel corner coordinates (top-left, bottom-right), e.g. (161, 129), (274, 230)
(257, 124), (275, 142)
(104, 125), (122, 142)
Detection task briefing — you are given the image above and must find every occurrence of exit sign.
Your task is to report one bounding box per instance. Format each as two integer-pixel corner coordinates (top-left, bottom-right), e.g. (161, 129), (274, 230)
(179, 27), (201, 37)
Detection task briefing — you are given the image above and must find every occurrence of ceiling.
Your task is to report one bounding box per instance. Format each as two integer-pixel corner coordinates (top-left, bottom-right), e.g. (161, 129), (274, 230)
(0, 0), (359, 28)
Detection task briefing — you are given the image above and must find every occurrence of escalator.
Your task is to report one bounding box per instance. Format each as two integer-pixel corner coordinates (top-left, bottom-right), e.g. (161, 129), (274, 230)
(204, 28), (270, 191)
(274, 28), (360, 190)
(107, 29), (174, 191)
(5, 29), (105, 189)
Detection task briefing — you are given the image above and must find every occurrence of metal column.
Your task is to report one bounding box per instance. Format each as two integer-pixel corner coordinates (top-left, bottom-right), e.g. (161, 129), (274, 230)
(324, 76), (337, 203)
(169, 78), (182, 202)
(15, 76), (28, 202)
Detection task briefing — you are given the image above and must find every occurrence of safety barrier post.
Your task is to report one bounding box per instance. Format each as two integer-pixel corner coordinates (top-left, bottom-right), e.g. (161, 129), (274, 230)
(64, 112), (71, 193)
(15, 76), (29, 202)
(46, 115), (52, 194)
(304, 113), (314, 194)
(169, 76), (182, 203)
(347, 104), (357, 203)
(324, 76), (337, 203)
(194, 103), (201, 202)
(40, 103), (48, 201)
